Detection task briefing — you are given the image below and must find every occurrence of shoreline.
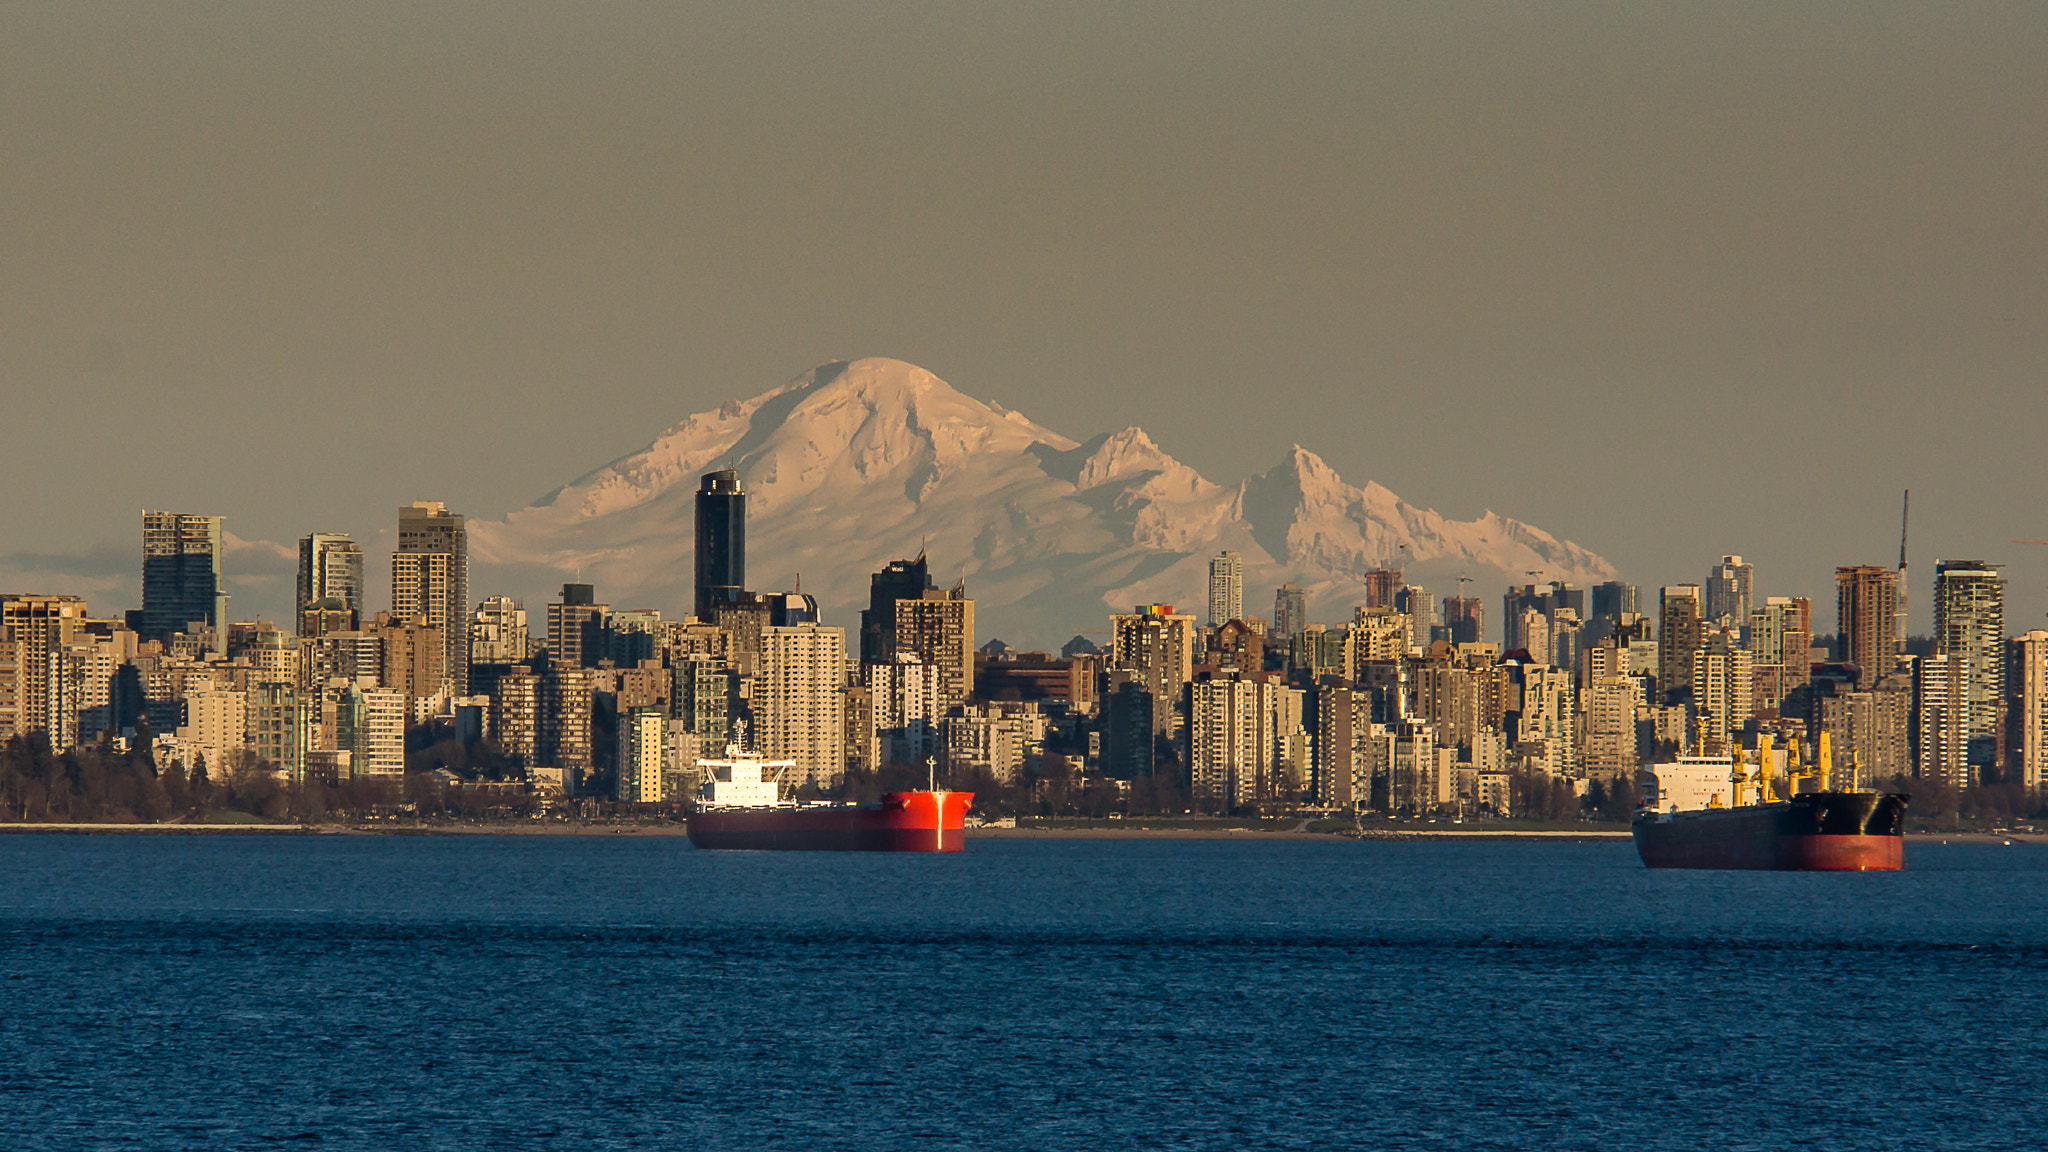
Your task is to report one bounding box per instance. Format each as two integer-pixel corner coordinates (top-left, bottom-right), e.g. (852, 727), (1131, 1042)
(0, 823), (2037, 845)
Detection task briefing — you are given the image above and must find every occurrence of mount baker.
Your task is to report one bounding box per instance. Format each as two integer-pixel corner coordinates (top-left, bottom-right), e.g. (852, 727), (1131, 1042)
(470, 358), (1617, 646)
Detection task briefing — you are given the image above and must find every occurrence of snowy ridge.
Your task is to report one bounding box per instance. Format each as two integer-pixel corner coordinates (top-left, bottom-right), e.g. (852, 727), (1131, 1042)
(471, 358), (1618, 646)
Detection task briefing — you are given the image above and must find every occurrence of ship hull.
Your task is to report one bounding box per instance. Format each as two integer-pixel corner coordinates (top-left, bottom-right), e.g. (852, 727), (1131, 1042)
(687, 791), (973, 852)
(1633, 792), (1907, 871)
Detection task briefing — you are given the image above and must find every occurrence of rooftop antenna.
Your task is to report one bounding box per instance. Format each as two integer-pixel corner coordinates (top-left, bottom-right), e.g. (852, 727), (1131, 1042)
(1897, 489), (1910, 654)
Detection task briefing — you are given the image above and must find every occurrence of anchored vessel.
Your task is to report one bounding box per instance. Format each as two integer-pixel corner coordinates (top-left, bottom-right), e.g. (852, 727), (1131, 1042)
(685, 747), (972, 852)
(1632, 733), (1907, 871)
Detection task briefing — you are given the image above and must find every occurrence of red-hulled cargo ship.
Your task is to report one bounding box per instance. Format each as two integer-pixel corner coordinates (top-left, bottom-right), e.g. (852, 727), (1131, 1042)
(684, 745), (972, 852)
(1633, 791), (1907, 871)
(688, 789), (974, 852)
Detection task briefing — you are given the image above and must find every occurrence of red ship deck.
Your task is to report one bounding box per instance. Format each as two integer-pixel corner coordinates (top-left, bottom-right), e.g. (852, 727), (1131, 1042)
(687, 791), (973, 852)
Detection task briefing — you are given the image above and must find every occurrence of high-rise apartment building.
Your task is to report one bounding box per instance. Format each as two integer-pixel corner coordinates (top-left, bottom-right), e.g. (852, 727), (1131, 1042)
(339, 684), (406, 777)
(296, 533), (364, 634)
(1747, 596), (1812, 716)
(0, 595), (89, 742)
(391, 502), (469, 695)
(0, 630), (24, 745)
(1314, 685), (1385, 810)
(541, 667), (595, 792)
(670, 655), (733, 749)
(470, 596), (531, 665)
(862, 655), (943, 766)
(1208, 551), (1244, 628)
(1273, 584), (1307, 640)
(1582, 677), (1638, 781)
(894, 588), (975, 710)
(547, 583), (610, 669)
(1837, 565), (1901, 691)
(1396, 585), (1434, 649)
(1705, 556), (1754, 626)
(1932, 560), (2004, 770)
(489, 666), (542, 768)
(370, 612), (443, 707)
(1916, 653), (1970, 788)
(1509, 607), (1550, 663)
(140, 512), (225, 648)
(694, 469), (746, 620)
(1190, 672), (1277, 807)
(1111, 605), (1198, 738)
(2010, 631), (2048, 794)
(1690, 633), (1752, 752)
(757, 623), (847, 792)
(616, 707), (668, 803)
(1658, 585), (1704, 704)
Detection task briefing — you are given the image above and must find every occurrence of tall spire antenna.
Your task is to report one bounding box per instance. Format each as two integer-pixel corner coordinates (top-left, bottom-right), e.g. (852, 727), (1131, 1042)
(1896, 489), (1910, 654)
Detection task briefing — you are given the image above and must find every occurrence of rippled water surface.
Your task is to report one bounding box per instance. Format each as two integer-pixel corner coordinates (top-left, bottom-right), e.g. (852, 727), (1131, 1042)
(2, 834), (2044, 1150)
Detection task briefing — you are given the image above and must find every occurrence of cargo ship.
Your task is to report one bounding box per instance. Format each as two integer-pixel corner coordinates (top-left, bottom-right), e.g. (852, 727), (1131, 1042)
(685, 744), (972, 852)
(1632, 733), (1907, 871)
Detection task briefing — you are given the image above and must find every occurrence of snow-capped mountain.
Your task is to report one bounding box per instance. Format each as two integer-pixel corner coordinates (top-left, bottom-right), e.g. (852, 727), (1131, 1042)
(470, 358), (1619, 646)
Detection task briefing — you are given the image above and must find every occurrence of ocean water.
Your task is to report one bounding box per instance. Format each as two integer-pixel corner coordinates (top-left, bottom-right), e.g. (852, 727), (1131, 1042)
(1, 834), (2043, 1151)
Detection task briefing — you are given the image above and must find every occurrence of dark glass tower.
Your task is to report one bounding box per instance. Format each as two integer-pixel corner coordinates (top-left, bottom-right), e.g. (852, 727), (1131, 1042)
(140, 512), (225, 647)
(860, 554), (933, 662)
(694, 469), (746, 620)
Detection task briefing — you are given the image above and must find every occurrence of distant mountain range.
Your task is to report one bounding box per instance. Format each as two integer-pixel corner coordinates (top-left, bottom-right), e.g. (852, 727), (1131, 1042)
(470, 358), (1618, 647)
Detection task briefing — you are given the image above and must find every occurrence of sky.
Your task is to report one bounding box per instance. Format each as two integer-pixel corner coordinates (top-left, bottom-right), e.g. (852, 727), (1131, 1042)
(3, 2), (2045, 633)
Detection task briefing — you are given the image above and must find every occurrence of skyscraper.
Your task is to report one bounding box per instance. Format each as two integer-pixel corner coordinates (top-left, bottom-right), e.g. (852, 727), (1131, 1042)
(1704, 556), (1753, 626)
(1111, 605), (1198, 739)
(894, 586), (975, 710)
(861, 555), (933, 662)
(1396, 585), (1434, 649)
(1932, 560), (2004, 770)
(140, 512), (225, 648)
(616, 707), (668, 804)
(1590, 581), (1638, 632)
(1207, 551), (1243, 628)
(0, 594), (88, 742)
(547, 583), (610, 669)
(1836, 565), (1901, 691)
(694, 468), (746, 620)
(757, 623), (848, 793)
(1503, 582), (1585, 647)
(469, 596), (531, 665)
(2010, 631), (2048, 795)
(1364, 569), (1404, 611)
(1915, 653), (1969, 788)
(1658, 585), (1704, 704)
(1272, 584), (1307, 640)
(296, 532), (364, 634)
(391, 501), (469, 696)
(1443, 597), (1484, 645)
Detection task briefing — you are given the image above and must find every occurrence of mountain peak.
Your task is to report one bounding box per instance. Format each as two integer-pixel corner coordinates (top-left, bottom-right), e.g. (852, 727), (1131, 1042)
(473, 359), (1619, 644)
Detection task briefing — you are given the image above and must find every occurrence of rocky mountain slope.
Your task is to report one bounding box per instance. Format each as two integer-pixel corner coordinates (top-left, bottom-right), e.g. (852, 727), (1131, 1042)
(470, 358), (1618, 646)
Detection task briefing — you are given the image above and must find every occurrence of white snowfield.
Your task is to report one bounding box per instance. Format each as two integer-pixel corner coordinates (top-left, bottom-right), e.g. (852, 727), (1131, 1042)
(470, 358), (1618, 647)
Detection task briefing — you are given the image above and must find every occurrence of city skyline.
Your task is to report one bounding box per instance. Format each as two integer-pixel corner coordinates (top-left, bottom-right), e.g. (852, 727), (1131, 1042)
(2, 362), (2035, 649)
(4, 5), (2044, 639)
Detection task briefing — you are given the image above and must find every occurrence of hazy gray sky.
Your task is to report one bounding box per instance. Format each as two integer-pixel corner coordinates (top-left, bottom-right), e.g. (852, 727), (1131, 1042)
(4, 2), (2045, 629)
